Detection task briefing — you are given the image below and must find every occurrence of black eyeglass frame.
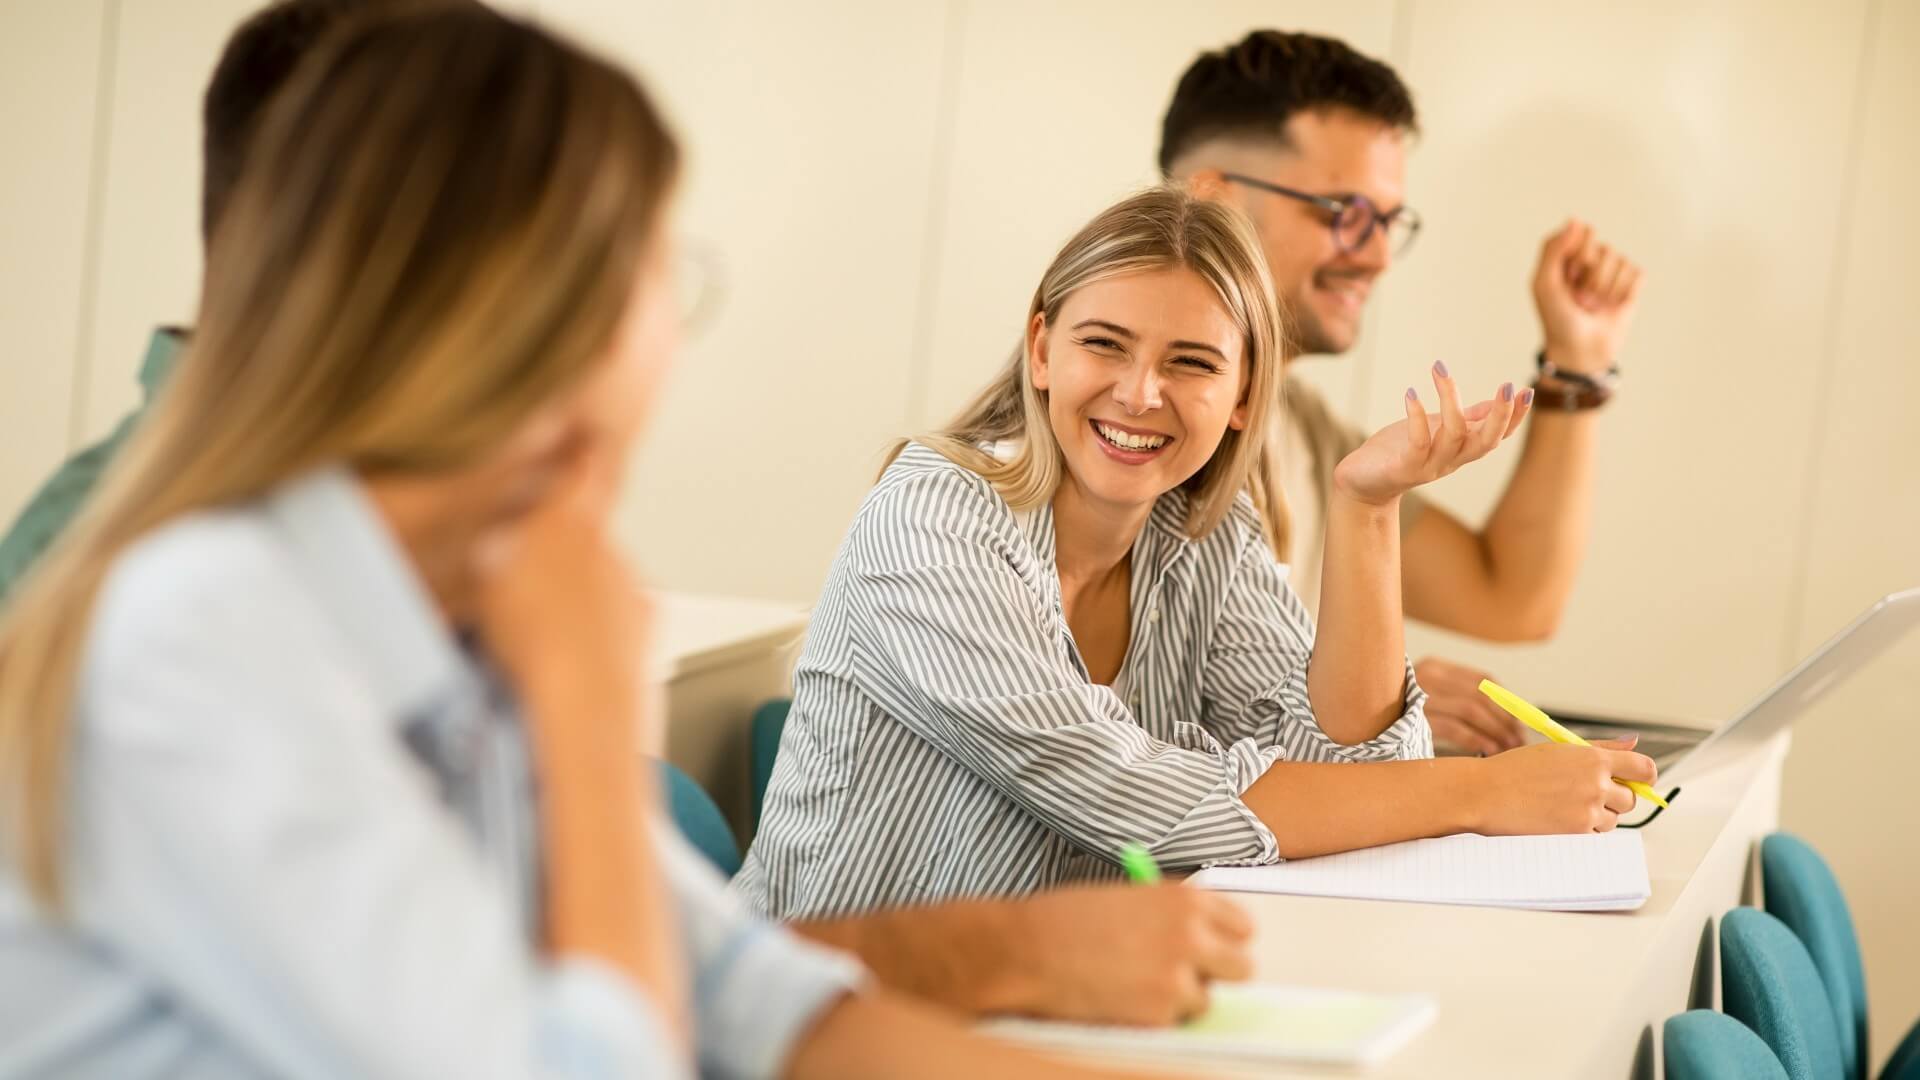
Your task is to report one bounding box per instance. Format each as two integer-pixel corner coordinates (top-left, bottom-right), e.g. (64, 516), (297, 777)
(1220, 172), (1423, 256)
(1619, 787), (1681, 829)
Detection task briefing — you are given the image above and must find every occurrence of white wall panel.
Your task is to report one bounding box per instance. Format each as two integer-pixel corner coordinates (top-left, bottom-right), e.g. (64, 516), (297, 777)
(1385, 1), (1874, 724)
(0, 0), (108, 520)
(1783, 1), (1920, 1068)
(538, 1), (953, 603)
(77, 0), (258, 442)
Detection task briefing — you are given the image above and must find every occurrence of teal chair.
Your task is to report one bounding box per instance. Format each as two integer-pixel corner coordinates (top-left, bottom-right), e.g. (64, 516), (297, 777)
(750, 698), (790, 829)
(1887, 1030), (1920, 1080)
(1722, 907), (1845, 1080)
(1763, 832), (1920, 1080)
(658, 759), (741, 877)
(1764, 833), (1870, 1079)
(1665, 1010), (1789, 1079)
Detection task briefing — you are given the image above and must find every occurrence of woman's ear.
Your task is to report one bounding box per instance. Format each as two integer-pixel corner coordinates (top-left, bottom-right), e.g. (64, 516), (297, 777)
(1226, 349), (1253, 431)
(1026, 311), (1051, 392)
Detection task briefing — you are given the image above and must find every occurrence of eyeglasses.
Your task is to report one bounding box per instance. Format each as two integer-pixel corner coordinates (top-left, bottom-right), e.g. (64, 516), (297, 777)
(1221, 173), (1422, 257)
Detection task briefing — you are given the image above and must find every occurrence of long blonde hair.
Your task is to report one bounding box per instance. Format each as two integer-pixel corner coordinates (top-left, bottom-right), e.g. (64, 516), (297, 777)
(0, 6), (680, 910)
(905, 186), (1291, 551)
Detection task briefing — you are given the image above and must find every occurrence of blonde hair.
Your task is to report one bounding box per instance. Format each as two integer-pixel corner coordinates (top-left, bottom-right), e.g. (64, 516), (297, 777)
(0, 6), (680, 910)
(903, 185), (1291, 550)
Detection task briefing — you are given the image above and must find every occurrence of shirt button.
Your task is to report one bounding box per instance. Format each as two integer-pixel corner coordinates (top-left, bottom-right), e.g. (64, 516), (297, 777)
(1148, 606), (1160, 622)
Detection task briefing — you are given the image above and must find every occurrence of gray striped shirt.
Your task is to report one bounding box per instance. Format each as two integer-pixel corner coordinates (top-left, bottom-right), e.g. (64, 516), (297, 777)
(734, 443), (1432, 919)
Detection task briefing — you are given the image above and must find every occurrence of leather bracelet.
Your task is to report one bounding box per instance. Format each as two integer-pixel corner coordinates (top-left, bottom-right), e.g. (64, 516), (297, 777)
(1535, 348), (1620, 392)
(1528, 379), (1613, 411)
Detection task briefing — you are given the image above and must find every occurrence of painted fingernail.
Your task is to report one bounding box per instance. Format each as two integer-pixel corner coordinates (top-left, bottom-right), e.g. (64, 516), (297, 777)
(1406, 386), (1418, 402)
(1500, 382), (1515, 402)
(1519, 388), (1535, 407)
(1433, 360), (1450, 378)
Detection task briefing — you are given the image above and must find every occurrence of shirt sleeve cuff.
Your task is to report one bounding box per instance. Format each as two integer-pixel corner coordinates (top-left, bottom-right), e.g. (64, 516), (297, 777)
(1193, 737), (1286, 869)
(536, 957), (693, 1080)
(692, 921), (866, 1080)
(1249, 654), (1433, 766)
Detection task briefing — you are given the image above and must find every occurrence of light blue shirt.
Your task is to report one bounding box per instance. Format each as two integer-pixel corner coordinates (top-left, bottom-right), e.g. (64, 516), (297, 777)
(0, 468), (860, 1079)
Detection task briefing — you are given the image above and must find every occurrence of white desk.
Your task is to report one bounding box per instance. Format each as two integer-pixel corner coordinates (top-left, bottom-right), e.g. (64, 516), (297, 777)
(654, 590), (808, 839)
(1090, 730), (1789, 1079)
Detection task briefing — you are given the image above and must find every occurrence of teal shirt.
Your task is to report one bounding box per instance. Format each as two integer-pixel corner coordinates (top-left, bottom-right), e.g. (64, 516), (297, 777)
(0, 329), (183, 604)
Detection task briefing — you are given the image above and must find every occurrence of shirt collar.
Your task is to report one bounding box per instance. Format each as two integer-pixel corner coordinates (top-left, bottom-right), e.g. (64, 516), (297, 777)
(262, 467), (470, 725)
(138, 327), (187, 401)
(1015, 486), (1192, 583)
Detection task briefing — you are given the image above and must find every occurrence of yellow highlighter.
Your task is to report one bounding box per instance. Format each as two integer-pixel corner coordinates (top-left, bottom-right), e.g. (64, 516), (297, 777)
(1478, 679), (1669, 810)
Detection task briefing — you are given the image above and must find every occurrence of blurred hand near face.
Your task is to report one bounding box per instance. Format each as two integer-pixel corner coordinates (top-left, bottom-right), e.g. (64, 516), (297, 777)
(1332, 362), (1532, 506)
(1533, 219), (1643, 372)
(471, 231), (679, 751)
(473, 436), (654, 756)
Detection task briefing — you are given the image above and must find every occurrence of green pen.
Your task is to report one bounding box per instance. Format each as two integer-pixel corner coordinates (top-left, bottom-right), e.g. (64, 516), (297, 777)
(1119, 842), (1162, 884)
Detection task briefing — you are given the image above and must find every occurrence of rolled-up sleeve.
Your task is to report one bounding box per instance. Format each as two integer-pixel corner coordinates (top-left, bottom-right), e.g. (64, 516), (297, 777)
(1201, 522), (1433, 766)
(654, 827), (862, 1079)
(843, 468), (1282, 871)
(75, 544), (688, 1080)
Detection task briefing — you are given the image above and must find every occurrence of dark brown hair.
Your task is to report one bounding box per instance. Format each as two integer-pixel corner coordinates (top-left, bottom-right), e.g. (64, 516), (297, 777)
(1158, 30), (1418, 175)
(201, 0), (452, 244)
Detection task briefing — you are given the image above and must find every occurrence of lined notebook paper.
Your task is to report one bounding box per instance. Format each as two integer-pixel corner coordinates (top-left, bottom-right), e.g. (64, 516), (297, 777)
(1188, 830), (1650, 911)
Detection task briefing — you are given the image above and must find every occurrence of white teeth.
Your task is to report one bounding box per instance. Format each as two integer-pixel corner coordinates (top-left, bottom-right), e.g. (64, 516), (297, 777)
(1096, 422), (1168, 451)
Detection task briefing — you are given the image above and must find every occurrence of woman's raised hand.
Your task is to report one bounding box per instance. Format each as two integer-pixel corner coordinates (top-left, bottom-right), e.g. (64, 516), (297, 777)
(1331, 362), (1533, 506)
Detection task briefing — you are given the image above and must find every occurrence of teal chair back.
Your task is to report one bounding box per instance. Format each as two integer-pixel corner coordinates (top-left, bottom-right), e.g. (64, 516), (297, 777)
(658, 760), (741, 878)
(1763, 832), (1869, 1080)
(1665, 1010), (1789, 1080)
(1885, 1024), (1920, 1080)
(1722, 907), (1845, 1080)
(750, 699), (790, 829)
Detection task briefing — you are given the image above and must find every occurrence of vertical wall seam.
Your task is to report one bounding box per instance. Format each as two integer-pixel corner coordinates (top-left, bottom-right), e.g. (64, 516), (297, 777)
(67, 0), (121, 451)
(1348, 0), (1419, 421)
(901, 0), (968, 431)
(1780, 0), (1882, 667)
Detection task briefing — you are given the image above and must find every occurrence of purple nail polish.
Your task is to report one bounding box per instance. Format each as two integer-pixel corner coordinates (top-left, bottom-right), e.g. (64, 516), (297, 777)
(1519, 388), (1535, 407)
(1406, 386), (1418, 401)
(1500, 382), (1515, 402)
(1433, 360), (1450, 378)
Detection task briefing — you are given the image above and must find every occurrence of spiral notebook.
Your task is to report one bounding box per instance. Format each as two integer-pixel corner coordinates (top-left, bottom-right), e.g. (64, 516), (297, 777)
(1188, 830), (1651, 912)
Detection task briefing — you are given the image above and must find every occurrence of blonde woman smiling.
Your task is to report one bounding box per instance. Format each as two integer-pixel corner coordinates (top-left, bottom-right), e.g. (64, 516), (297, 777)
(738, 187), (1655, 919)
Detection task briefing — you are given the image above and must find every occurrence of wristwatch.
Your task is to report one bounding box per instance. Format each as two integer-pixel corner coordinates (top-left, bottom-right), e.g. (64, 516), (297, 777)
(1531, 349), (1619, 411)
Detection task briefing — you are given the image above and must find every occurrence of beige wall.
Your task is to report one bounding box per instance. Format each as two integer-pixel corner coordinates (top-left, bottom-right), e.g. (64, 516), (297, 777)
(1, 0), (1915, 1066)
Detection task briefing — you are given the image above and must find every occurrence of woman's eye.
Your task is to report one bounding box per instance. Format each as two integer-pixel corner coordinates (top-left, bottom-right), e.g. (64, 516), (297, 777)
(1173, 355), (1219, 372)
(1077, 336), (1120, 351)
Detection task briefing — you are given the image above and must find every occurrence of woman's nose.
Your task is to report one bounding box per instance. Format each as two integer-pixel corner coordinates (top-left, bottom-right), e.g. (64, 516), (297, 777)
(1113, 365), (1163, 416)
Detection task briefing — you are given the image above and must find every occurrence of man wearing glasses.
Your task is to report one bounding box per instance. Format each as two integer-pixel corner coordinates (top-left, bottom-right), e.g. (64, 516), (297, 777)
(1164, 31), (1644, 755)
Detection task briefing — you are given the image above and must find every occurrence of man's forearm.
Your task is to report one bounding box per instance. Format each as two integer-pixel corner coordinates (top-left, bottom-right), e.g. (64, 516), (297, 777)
(1479, 374), (1599, 634)
(1401, 382), (1599, 640)
(791, 901), (1030, 1016)
(1309, 493), (1410, 743)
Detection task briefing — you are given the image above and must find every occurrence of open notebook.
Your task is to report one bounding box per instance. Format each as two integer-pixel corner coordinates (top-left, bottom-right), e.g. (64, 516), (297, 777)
(985, 983), (1437, 1066)
(1188, 830), (1651, 912)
